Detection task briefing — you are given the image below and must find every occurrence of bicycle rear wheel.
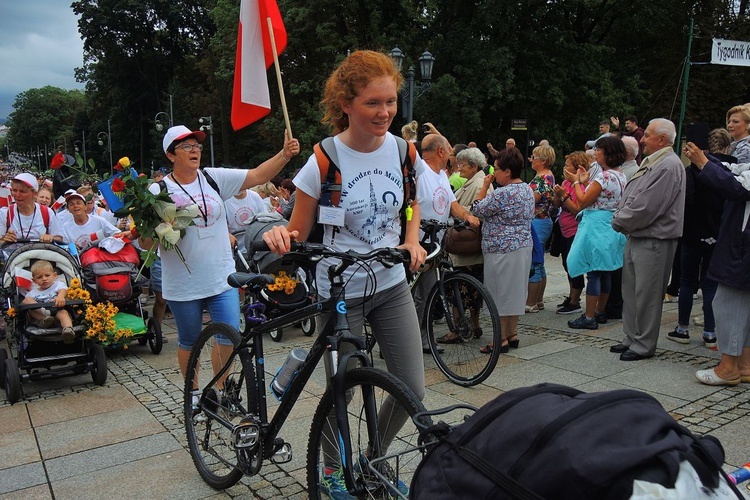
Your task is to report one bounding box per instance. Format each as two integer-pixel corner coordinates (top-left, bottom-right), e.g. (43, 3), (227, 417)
(184, 323), (254, 490)
(425, 272), (501, 386)
(307, 367), (428, 499)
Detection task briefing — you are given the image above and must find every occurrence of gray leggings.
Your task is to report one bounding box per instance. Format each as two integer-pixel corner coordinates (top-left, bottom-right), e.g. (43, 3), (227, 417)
(321, 280), (425, 463)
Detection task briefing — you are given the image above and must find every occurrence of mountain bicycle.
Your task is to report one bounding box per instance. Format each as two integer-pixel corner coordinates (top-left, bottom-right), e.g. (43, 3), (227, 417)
(415, 219), (501, 386)
(184, 241), (430, 498)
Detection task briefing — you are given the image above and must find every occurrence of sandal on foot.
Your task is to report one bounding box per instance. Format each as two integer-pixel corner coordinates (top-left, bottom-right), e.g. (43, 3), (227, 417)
(695, 368), (741, 386)
(524, 304), (540, 313)
(437, 333), (462, 344)
(480, 344), (493, 354)
(507, 336), (520, 349)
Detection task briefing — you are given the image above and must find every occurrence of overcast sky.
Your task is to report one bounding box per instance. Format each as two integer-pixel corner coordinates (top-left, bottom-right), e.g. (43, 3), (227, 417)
(0, 2), (85, 121)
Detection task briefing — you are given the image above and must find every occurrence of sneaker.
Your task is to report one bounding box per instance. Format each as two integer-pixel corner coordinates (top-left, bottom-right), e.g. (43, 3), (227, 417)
(62, 326), (75, 344)
(667, 326), (690, 344)
(356, 454), (409, 497)
(191, 390), (207, 423)
(568, 314), (598, 330)
(703, 332), (718, 350)
(663, 294), (677, 303)
(692, 315), (704, 327)
(557, 296), (571, 309)
(320, 467), (355, 500)
(595, 312), (607, 324)
(556, 302), (582, 315)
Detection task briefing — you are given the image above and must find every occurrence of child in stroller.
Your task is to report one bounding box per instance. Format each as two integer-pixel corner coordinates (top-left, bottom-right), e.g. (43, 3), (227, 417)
(22, 259), (75, 343)
(1, 242), (107, 404)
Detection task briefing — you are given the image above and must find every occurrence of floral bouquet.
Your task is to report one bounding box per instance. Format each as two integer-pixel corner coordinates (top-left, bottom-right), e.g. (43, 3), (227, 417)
(66, 278), (134, 347)
(111, 157), (199, 273)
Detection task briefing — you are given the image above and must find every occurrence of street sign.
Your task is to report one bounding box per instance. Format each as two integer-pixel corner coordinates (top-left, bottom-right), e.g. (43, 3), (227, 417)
(511, 118), (528, 131)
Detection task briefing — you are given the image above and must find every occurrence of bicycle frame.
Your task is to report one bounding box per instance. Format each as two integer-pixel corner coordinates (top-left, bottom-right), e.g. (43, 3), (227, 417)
(200, 262), (385, 495)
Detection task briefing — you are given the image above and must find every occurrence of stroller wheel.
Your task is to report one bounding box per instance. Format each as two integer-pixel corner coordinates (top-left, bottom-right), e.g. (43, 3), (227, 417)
(301, 316), (316, 336)
(269, 327), (283, 342)
(4, 356), (21, 404)
(148, 318), (163, 355)
(0, 348), (7, 381)
(90, 344), (108, 386)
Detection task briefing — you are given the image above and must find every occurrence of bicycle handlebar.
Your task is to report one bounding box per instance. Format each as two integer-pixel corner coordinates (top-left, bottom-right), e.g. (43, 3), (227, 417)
(248, 240), (411, 268)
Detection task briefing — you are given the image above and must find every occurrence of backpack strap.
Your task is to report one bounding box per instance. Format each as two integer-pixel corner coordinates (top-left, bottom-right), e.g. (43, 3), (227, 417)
(315, 137), (341, 207)
(5, 204), (51, 235)
(158, 171), (220, 197)
(6, 204), (14, 230)
(40, 205), (51, 234)
(397, 137), (418, 243)
(200, 168), (221, 197)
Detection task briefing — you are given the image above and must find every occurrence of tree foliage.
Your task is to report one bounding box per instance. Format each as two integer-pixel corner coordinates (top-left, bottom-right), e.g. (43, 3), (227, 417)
(6, 86), (87, 158)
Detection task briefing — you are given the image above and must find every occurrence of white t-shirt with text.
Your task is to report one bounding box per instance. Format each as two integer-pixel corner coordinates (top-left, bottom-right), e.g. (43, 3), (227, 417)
(148, 169), (246, 301)
(294, 133), (425, 298)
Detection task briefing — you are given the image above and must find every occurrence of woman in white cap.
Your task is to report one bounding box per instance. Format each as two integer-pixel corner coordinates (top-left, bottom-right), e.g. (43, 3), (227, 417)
(61, 190), (129, 250)
(137, 125), (299, 386)
(0, 172), (64, 244)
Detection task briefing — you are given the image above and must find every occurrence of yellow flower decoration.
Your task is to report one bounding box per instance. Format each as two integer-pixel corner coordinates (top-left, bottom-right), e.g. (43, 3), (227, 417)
(68, 278), (133, 346)
(266, 271), (299, 295)
(6, 307), (16, 318)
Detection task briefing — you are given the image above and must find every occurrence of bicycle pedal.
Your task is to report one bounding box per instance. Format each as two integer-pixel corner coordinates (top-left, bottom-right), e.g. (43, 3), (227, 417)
(270, 442), (293, 464)
(233, 417), (260, 449)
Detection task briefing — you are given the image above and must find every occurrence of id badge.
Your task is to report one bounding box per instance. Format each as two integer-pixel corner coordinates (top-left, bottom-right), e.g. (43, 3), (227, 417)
(318, 205), (345, 227)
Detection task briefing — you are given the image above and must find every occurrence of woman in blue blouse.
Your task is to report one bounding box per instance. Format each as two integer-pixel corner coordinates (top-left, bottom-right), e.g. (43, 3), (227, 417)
(473, 148), (535, 353)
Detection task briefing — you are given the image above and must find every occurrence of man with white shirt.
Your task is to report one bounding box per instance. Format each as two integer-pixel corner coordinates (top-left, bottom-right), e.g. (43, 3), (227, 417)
(414, 134), (480, 352)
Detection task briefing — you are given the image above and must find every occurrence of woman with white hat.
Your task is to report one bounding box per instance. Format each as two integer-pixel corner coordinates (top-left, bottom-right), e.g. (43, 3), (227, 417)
(137, 125), (299, 388)
(0, 172), (63, 244)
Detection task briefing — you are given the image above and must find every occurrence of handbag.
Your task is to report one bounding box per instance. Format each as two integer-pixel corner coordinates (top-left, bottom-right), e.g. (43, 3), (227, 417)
(445, 224), (482, 256)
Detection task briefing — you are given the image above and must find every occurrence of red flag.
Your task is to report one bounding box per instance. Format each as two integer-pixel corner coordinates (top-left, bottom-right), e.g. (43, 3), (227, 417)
(51, 196), (65, 211)
(14, 267), (33, 293)
(0, 187), (10, 208)
(231, 0), (287, 131)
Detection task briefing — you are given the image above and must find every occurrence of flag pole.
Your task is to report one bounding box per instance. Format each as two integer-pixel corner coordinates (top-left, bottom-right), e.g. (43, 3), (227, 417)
(267, 17), (292, 138)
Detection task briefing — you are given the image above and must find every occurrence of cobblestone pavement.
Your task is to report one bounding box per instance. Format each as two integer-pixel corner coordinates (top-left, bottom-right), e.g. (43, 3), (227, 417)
(2, 257), (750, 498)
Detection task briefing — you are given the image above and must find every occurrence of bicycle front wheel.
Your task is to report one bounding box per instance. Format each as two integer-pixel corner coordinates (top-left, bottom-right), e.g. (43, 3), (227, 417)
(307, 367), (427, 499)
(184, 323), (253, 490)
(425, 272), (501, 386)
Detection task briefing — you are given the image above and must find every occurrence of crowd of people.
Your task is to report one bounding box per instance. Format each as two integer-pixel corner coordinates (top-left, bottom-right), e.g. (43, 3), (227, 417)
(4, 48), (750, 497)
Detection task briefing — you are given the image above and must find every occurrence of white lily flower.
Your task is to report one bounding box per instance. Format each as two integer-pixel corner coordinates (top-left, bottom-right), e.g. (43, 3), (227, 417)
(153, 201), (176, 223)
(155, 222), (181, 246)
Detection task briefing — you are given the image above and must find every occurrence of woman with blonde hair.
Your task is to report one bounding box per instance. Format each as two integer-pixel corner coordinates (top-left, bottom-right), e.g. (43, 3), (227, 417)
(526, 144), (556, 312)
(401, 120), (419, 142)
(726, 104), (750, 162)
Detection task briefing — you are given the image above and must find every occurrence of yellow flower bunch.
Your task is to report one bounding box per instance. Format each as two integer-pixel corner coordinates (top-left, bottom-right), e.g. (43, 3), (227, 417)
(67, 278), (133, 346)
(266, 270), (299, 295)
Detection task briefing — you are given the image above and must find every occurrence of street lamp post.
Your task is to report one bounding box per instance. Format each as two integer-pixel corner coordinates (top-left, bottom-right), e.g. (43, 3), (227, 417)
(97, 119), (113, 175)
(168, 94), (174, 128)
(389, 47), (436, 123)
(154, 112), (171, 132)
(199, 116), (215, 167)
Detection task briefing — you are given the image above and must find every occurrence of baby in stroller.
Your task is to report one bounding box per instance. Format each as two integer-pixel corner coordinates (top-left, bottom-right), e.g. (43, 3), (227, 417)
(22, 259), (75, 343)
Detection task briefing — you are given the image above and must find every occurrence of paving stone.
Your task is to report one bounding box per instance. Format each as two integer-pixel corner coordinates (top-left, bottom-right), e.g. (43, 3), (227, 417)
(0, 462), (46, 495)
(45, 433), (181, 481)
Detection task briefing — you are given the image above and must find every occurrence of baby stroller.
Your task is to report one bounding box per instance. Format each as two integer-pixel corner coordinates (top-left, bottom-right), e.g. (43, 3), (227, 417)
(235, 212), (315, 342)
(0, 241), (106, 404)
(79, 241), (163, 354)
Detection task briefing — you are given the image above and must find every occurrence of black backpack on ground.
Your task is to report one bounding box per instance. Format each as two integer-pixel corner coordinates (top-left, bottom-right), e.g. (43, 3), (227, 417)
(411, 383), (741, 499)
